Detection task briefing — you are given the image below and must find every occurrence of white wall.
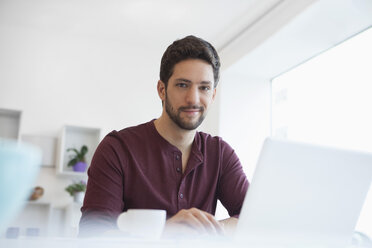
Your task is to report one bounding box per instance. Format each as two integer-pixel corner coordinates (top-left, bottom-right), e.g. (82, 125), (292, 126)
(0, 26), (163, 137)
(219, 71), (271, 181)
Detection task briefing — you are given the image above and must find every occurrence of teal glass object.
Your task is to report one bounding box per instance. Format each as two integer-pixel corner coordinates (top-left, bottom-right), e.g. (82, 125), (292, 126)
(0, 139), (41, 233)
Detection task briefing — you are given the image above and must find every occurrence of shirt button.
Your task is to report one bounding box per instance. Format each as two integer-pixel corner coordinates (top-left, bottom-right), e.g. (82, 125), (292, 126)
(176, 167), (181, 173)
(179, 193), (184, 199)
(176, 155), (180, 160)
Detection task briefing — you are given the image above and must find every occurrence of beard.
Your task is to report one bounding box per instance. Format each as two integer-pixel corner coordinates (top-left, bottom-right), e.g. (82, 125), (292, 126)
(164, 92), (206, 130)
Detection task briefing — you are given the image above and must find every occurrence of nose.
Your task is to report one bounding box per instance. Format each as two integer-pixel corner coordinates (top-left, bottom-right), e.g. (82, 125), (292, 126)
(185, 85), (199, 105)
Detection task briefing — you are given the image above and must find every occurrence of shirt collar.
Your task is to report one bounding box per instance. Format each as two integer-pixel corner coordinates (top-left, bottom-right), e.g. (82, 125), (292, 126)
(149, 119), (205, 164)
(190, 133), (204, 164)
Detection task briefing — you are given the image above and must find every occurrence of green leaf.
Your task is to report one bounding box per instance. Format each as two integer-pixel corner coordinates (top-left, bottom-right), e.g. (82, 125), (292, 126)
(80, 145), (88, 156)
(67, 145), (88, 163)
(67, 158), (78, 167)
(67, 148), (79, 155)
(65, 181), (87, 196)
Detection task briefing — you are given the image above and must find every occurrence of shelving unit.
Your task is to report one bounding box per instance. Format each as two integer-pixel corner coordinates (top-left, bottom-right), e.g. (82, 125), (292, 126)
(3, 201), (53, 238)
(0, 108), (21, 141)
(64, 202), (83, 237)
(56, 125), (101, 177)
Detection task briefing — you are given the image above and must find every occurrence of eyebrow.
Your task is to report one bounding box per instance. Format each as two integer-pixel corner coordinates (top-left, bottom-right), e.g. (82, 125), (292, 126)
(175, 78), (213, 85)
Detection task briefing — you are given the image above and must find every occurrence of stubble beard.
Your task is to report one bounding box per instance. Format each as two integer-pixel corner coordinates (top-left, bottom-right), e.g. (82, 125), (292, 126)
(164, 92), (206, 131)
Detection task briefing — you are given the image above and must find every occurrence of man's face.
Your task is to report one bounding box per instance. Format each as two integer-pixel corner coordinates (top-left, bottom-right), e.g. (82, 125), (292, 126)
(161, 59), (216, 130)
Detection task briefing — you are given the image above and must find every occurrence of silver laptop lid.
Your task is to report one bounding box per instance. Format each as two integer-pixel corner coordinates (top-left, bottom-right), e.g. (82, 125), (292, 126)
(235, 138), (372, 247)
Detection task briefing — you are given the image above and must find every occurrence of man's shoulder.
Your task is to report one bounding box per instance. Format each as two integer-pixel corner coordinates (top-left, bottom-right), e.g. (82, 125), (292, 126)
(117, 120), (153, 135)
(196, 131), (239, 167)
(196, 130), (232, 148)
(104, 120), (154, 143)
(197, 130), (220, 141)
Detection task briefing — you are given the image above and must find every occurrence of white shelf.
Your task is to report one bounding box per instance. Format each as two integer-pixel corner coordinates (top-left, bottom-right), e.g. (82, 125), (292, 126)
(3, 202), (53, 238)
(64, 202), (83, 237)
(56, 125), (101, 177)
(2, 201), (79, 238)
(0, 108), (21, 141)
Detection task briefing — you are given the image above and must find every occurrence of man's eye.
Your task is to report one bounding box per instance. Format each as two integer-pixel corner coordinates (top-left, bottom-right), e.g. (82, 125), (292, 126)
(177, 83), (187, 88)
(200, 86), (211, 91)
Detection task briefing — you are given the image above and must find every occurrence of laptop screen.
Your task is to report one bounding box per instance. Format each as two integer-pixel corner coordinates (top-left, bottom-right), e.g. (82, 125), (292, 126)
(235, 138), (372, 247)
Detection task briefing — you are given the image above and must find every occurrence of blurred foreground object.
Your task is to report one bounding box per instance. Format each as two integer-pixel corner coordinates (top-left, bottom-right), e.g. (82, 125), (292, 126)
(0, 139), (41, 233)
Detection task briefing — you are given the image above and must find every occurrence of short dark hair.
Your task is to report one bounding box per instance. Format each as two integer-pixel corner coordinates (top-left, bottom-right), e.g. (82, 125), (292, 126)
(160, 35), (220, 88)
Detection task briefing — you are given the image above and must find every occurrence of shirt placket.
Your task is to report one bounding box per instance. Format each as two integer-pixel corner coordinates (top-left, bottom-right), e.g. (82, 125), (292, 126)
(173, 152), (188, 210)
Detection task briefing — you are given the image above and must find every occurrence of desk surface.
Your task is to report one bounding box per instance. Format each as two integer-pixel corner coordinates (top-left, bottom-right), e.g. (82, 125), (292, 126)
(0, 237), (364, 248)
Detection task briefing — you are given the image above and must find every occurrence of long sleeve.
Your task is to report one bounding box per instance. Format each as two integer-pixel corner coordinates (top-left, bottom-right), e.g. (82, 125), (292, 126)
(79, 132), (126, 237)
(217, 142), (249, 217)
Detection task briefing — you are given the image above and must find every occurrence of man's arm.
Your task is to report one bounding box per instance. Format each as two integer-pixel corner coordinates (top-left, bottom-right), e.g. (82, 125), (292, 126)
(79, 133), (125, 237)
(79, 209), (119, 237)
(217, 141), (249, 226)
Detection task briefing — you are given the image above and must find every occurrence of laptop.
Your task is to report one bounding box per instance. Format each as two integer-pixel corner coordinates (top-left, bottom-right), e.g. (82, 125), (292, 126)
(235, 138), (372, 248)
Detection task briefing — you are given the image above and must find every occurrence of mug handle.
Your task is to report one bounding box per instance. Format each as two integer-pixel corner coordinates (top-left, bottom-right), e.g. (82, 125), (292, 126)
(117, 212), (130, 232)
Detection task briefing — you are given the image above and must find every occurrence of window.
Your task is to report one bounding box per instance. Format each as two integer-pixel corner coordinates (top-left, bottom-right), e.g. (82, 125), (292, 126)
(272, 27), (372, 237)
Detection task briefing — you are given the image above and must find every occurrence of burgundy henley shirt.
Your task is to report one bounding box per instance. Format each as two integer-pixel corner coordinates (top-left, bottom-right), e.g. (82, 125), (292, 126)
(79, 120), (249, 236)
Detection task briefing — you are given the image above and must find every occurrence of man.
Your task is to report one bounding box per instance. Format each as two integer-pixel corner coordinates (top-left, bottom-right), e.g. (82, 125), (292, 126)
(79, 35), (249, 237)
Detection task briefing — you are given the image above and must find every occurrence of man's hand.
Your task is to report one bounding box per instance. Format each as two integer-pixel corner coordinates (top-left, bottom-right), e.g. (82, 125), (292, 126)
(163, 208), (225, 237)
(219, 217), (238, 236)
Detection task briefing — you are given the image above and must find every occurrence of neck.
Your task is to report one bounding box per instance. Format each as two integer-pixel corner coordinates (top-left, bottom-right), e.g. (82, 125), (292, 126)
(154, 112), (196, 152)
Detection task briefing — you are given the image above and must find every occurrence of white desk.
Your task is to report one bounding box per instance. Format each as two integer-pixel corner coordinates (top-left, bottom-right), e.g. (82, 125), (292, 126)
(0, 237), (368, 248)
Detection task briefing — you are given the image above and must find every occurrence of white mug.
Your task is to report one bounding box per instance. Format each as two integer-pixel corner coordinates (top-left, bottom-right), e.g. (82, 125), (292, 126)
(117, 209), (166, 239)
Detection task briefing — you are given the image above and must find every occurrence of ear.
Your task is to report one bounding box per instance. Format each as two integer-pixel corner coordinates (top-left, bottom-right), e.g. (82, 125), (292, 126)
(157, 80), (166, 101)
(211, 88), (217, 102)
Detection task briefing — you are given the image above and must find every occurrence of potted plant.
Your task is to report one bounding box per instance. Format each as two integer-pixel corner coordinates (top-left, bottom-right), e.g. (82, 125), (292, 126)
(65, 181), (87, 203)
(67, 145), (88, 172)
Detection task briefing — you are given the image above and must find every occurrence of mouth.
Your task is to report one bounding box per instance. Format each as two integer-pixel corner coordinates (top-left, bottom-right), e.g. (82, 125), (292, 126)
(179, 106), (203, 117)
(182, 109), (200, 117)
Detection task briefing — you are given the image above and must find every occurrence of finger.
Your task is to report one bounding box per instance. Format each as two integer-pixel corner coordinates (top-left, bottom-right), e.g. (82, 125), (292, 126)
(183, 211), (210, 233)
(165, 209), (223, 236)
(206, 214), (225, 235)
(192, 209), (221, 234)
(190, 209), (218, 235)
(193, 208), (225, 235)
(200, 210), (225, 235)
